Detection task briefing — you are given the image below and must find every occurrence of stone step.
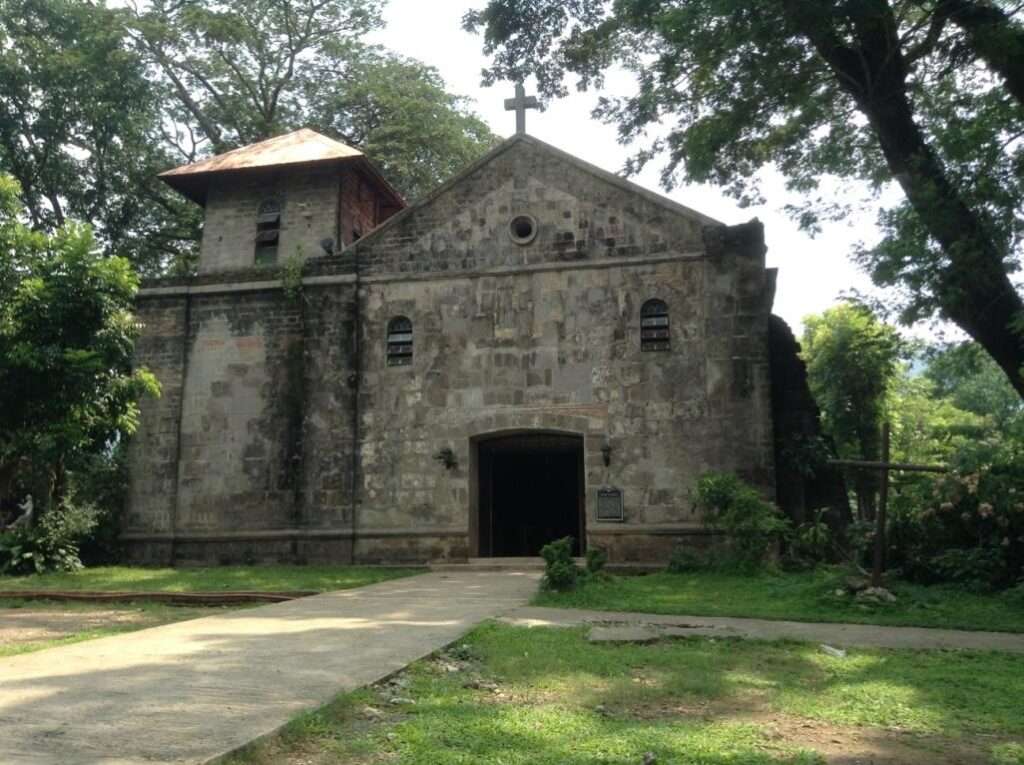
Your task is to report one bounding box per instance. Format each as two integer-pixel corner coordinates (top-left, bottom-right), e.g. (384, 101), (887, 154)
(429, 557), (663, 574)
(429, 557), (583, 572)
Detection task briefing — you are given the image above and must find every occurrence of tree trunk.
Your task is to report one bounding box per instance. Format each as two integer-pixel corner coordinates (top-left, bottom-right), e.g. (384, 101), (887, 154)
(0, 458), (18, 508)
(49, 455), (67, 513)
(942, 0), (1024, 108)
(854, 473), (877, 522)
(864, 92), (1024, 398)
(785, 0), (1024, 397)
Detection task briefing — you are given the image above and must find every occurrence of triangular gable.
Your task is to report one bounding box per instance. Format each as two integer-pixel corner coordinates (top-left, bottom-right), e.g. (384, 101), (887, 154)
(346, 134), (722, 276)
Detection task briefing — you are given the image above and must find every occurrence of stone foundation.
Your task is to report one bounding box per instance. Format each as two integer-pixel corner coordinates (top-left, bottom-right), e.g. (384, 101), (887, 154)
(587, 528), (718, 563)
(122, 527), (727, 567)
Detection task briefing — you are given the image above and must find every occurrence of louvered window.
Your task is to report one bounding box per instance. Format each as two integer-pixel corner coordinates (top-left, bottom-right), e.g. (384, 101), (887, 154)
(640, 299), (670, 352)
(255, 198), (281, 265)
(386, 317), (413, 366)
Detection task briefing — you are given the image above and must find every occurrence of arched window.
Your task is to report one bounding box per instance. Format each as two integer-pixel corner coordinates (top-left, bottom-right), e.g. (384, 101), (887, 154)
(386, 316), (413, 366)
(254, 198), (281, 265)
(640, 299), (670, 352)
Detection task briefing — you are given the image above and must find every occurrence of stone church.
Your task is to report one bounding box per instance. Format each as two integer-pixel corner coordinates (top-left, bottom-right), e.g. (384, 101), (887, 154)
(123, 122), (785, 565)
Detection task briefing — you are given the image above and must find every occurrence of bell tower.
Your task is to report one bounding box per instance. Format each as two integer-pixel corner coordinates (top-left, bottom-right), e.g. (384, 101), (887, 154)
(159, 128), (404, 274)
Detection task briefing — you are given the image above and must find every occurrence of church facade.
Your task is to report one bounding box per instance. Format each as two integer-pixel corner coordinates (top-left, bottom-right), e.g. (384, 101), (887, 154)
(123, 127), (778, 565)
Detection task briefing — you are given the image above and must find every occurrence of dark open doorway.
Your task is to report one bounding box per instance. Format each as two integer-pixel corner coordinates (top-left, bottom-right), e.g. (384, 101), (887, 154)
(475, 432), (585, 557)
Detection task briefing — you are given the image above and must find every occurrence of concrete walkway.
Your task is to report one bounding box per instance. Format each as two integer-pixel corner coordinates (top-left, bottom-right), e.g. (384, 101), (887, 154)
(501, 606), (1024, 653)
(0, 570), (538, 765)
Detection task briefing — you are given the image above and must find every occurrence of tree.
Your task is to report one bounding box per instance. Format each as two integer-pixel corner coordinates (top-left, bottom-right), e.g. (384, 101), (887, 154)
(127, 0), (384, 153)
(887, 370), (986, 465)
(128, 0), (498, 201)
(801, 303), (904, 518)
(310, 51), (500, 201)
(924, 340), (1024, 430)
(464, 0), (1024, 396)
(937, 0), (1024, 105)
(0, 174), (159, 512)
(0, 0), (200, 276)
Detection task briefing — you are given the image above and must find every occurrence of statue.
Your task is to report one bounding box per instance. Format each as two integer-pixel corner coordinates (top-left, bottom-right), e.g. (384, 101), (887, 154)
(4, 494), (33, 531)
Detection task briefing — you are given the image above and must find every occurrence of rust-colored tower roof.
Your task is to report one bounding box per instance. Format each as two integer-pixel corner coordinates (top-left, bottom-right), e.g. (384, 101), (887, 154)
(159, 128), (401, 207)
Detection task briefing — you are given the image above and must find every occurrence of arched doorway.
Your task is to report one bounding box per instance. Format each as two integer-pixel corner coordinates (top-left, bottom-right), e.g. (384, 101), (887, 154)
(473, 432), (585, 557)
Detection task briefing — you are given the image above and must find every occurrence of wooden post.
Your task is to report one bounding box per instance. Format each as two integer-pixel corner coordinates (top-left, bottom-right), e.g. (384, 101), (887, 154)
(828, 451), (944, 586)
(871, 422), (891, 587)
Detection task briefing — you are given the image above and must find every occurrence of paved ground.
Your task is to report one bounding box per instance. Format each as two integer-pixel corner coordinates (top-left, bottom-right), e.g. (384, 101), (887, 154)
(502, 606), (1024, 652)
(0, 570), (539, 765)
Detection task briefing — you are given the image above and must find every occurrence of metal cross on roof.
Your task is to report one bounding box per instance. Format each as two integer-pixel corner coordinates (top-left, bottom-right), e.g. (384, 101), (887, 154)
(504, 82), (540, 135)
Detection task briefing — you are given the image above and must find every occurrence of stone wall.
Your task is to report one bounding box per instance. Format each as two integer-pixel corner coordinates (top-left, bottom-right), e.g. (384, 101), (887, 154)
(199, 165), (340, 274)
(124, 296), (188, 563)
(124, 281), (360, 564)
(124, 135), (777, 565)
(768, 314), (849, 529)
(339, 166), (382, 247)
(299, 284), (359, 535)
(174, 290), (303, 532)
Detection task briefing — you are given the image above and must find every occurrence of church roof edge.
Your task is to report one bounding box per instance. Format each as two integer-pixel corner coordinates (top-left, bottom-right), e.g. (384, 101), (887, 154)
(160, 128), (364, 178)
(158, 128), (404, 208)
(518, 134), (724, 228)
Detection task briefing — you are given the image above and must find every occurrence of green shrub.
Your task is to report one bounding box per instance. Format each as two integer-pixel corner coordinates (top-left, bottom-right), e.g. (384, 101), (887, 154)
(667, 546), (707, 573)
(585, 547), (607, 575)
(783, 507), (834, 570)
(540, 536), (579, 591)
(929, 548), (1006, 592)
(845, 518), (876, 562)
(0, 501), (98, 575)
(991, 741), (1024, 765)
(885, 448), (1024, 590)
(695, 472), (790, 572)
(1002, 582), (1024, 607)
(791, 508), (833, 562)
(72, 445), (128, 565)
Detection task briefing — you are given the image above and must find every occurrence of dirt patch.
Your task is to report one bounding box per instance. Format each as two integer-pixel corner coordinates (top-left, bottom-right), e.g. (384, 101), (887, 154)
(623, 699), (997, 765)
(0, 589), (316, 605)
(758, 714), (995, 765)
(0, 605), (213, 650)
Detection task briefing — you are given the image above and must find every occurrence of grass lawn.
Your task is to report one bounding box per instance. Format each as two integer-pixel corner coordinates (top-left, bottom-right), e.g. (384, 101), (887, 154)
(533, 568), (1024, 633)
(0, 564), (423, 594)
(225, 623), (1024, 765)
(0, 598), (233, 658)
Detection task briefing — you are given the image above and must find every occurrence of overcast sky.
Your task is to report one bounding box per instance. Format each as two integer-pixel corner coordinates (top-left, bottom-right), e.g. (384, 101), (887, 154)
(368, 0), (897, 336)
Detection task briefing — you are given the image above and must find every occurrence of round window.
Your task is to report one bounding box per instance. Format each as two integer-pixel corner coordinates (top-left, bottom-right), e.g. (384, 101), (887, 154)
(508, 215), (538, 245)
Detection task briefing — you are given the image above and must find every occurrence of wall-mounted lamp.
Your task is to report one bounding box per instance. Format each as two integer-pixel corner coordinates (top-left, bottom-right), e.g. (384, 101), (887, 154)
(434, 447), (458, 471)
(601, 441), (613, 467)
